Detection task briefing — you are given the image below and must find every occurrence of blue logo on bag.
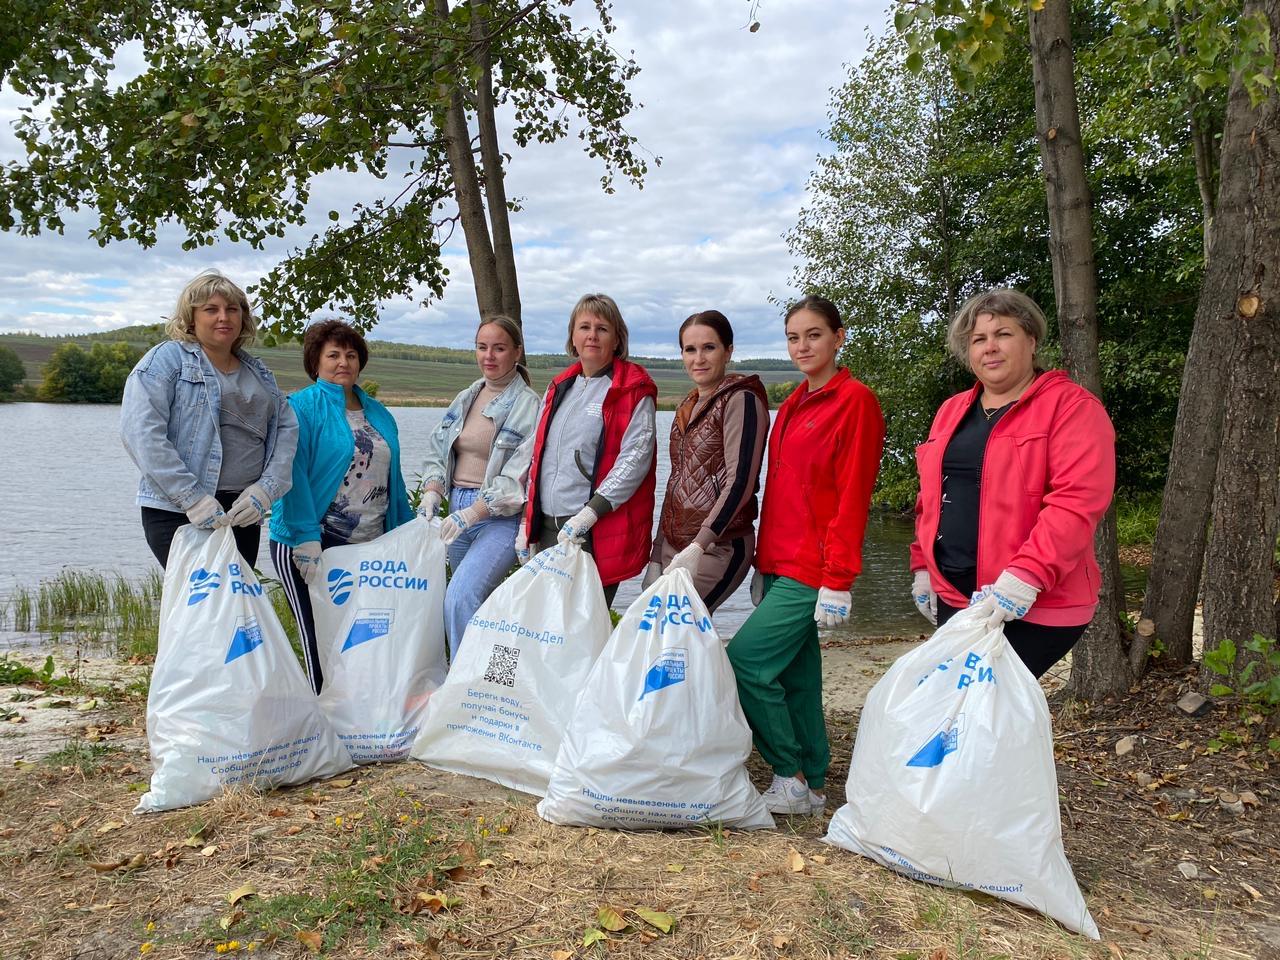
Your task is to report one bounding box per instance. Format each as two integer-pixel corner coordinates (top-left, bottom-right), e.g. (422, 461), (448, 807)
(906, 715), (963, 768)
(187, 568), (222, 606)
(225, 616), (265, 664)
(637, 593), (712, 635)
(327, 567), (354, 606)
(342, 609), (393, 652)
(639, 647), (687, 700)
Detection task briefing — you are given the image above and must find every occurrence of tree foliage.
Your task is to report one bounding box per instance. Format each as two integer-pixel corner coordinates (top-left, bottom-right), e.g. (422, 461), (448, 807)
(0, 345), (26, 394)
(0, 0), (649, 335)
(38, 342), (143, 402)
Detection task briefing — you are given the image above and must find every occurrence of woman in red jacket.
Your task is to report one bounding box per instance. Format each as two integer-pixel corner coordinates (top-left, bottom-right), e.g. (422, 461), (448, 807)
(519, 293), (657, 606)
(910, 287), (1115, 678)
(727, 295), (885, 816)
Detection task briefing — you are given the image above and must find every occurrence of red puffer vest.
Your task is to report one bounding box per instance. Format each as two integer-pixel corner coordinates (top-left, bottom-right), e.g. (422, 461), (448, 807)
(659, 374), (768, 550)
(523, 358), (658, 586)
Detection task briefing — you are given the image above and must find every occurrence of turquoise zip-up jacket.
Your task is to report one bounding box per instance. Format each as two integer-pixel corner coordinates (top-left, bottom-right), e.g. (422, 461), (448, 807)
(268, 379), (412, 546)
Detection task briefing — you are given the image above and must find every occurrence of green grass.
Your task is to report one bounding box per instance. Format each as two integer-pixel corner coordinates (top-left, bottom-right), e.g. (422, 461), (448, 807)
(1115, 492), (1162, 547)
(43, 738), (110, 774)
(810, 883), (874, 955)
(3, 570), (163, 658)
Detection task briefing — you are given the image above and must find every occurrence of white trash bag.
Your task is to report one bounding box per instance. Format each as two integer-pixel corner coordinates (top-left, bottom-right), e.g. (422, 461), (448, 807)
(136, 526), (352, 813)
(310, 517), (448, 764)
(823, 606), (1099, 938)
(537, 568), (774, 830)
(412, 541), (611, 795)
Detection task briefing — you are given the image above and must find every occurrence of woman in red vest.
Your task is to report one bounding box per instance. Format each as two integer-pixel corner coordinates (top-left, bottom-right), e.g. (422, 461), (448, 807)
(728, 295), (885, 816)
(643, 310), (768, 612)
(519, 293), (657, 606)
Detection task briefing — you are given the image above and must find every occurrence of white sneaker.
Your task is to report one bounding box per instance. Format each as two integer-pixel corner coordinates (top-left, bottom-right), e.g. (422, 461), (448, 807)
(807, 789), (827, 815)
(762, 775), (818, 815)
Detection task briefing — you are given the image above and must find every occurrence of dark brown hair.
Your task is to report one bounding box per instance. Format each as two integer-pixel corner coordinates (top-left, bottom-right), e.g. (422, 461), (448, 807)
(678, 309), (735, 350)
(302, 319), (370, 381)
(784, 295), (842, 332)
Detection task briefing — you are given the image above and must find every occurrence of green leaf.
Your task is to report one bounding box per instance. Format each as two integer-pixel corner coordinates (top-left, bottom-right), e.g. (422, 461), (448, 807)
(597, 906), (627, 932)
(1208, 684), (1233, 697)
(634, 907), (675, 933)
(905, 51), (924, 73)
(582, 927), (606, 947)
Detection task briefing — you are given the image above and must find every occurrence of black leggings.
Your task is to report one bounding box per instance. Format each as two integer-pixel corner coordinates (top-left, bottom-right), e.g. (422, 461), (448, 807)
(270, 534), (345, 695)
(140, 490), (261, 569)
(937, 568), (1087, 679)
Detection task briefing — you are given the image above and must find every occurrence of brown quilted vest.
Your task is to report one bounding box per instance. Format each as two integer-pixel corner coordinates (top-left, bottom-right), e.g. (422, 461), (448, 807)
(659, 373), (769, 550)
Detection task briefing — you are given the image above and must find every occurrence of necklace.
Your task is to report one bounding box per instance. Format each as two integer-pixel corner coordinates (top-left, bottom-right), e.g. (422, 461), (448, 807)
(982, 401), (1013, 421)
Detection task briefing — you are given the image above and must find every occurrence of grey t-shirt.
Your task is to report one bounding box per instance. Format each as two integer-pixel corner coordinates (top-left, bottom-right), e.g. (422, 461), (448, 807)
(214, 363), (270, 491)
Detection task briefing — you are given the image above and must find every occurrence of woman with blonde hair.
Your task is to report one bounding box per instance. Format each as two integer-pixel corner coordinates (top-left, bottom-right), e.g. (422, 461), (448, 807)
(519, 293), (657, 606)
(419, 315), (541, 658)
(121, 270), (297, 567)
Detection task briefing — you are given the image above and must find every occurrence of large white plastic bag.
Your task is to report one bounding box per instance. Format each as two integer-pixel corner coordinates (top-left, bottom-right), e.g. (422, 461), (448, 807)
(537, 568), (774, 830)
(136, 526), (352, 813)
(823, 607), (1098, 938)
(411, 541), (611, 795)
(310, 517), (448, 764)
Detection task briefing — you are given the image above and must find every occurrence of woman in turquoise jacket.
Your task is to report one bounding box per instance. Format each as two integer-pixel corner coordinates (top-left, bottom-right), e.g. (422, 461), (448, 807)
(268, 319), (412, 694)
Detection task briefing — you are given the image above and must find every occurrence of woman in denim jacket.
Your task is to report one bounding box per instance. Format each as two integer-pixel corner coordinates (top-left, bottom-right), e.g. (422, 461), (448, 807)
(419, 316), (541, 658)
(269, 319), (414, 694)
(121, 271), (297, 568)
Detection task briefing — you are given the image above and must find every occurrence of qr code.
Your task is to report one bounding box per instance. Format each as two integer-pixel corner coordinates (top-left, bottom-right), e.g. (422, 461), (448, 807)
(483, 644), (520, 688)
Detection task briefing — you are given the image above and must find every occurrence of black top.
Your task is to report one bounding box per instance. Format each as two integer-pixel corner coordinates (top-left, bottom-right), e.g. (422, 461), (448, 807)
(933, 397), (1013, 575)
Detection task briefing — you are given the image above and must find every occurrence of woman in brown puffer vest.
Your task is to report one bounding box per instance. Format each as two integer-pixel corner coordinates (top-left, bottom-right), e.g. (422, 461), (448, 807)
(643, 310), (768, 612)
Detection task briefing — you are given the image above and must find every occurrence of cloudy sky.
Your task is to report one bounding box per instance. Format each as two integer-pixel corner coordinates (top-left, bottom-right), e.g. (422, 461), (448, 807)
(0, 0), (886, 359)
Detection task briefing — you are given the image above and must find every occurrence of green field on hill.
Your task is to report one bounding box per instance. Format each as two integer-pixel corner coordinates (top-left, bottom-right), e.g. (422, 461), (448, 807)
(0, 329), (798, 408)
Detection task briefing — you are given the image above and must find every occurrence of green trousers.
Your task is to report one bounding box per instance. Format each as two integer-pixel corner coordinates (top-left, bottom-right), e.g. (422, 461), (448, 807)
(726, 575), (829, 789)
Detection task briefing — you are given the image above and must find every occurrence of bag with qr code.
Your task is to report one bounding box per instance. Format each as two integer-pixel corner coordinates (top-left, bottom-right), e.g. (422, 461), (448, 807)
(310, 516), (449, 764)
(137, 526), (352, 813)
(411, 541), (612, 795)
(537, 568), (774, 830)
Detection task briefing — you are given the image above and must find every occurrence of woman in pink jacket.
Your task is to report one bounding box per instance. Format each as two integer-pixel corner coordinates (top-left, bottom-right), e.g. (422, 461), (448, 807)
(910, 288), (1115, 677)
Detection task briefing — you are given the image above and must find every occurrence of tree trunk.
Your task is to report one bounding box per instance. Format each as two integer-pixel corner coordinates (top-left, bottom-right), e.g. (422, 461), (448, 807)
(1133, 5), (1277, 670)
(471, 1), (521, 324)
(1173, 7), (1217, 263)
(1028, 0), (1131, 698)
(435, 0), (503, 319)
(1200, 0), (1280, 682)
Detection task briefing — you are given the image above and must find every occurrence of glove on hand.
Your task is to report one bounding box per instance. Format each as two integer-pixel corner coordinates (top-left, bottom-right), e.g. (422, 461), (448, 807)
(641, 561), (662, 589)
(292, 541), (322, 586)
(814, 587), (852, 628)
(557, 506), (598, 544)
(663, 542), (704, 578)
(226, 483), (271, 527)
(417, 490), (443, 520)
(514, 524), (531, 565)
(970, 570), (1040, 631)
(749, 570), (765, 607)
(440, 504), (484, 546)
(186, 495), (227, 530)
(911, 569), (937, 626)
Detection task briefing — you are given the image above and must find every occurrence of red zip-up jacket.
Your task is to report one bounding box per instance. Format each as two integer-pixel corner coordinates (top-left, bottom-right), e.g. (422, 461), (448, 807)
(909, 370), (1116, 626)
(755, 368), (885, 591)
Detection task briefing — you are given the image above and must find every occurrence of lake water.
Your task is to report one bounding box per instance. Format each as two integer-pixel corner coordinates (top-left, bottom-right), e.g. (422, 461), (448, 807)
(0, 402), (924, 636)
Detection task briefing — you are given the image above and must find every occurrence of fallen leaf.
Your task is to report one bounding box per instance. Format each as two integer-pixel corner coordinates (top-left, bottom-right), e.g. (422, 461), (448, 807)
(267, 808), (289, 818)
(583, 927), (607, 947)
(1240, 791), (1259, 807)
(200, 845), (218, 857)
(219, 910), (244, 931)
(665, 863), (685, 873)
(773, 933), (791, 949)
(928, 948), (949, 960)
(76, 699), (97, 712)
(551, 951), (573, 960)
(1202, 887), (1217, 900)
(327, 778), (355, 789)
(1115, 736), (1135, 757)
(227, 883), (258, 906)
(1105, 944), (1124, 960)
(361, 856), (388, 873)
(125, 853), (147, 870)
(181, 834), (204, 848)
(786, 847), (806, 873)
(296, 930), (323, 952)
(809, 854), (828, 865)
(284, 825), (303, 836)
(597, 905), (628, 932)
(1130, 921), (1152, 936)
(453, 840), (478, 864)
(87, 859), (125, 872)
(635, 907), (675, 933)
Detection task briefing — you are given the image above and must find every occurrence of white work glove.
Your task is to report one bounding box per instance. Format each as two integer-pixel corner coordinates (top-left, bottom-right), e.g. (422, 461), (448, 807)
(417, 489), (442, 520)
(514, 523), (531, 565)
(557, 505), (598, 544)
(749, 570), (765, 606)
(663, 542), (704, 577)
(970, 570), (1040, 631)
(911, 569), (937, 626)
(225, 482), (271, 527)
(292, 541), (322, 586)
(814, 587), (852, 628)
(186, 494), (228, 530)
(641, 561), (662, 589)
(440, 504), (484, 546)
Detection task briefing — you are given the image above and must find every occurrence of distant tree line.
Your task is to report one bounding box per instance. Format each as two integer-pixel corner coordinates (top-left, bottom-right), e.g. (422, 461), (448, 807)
(36, 342), (143, 403)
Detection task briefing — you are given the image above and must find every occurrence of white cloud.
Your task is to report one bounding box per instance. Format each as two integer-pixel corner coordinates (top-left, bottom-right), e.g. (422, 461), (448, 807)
(0, 0), (884, 359)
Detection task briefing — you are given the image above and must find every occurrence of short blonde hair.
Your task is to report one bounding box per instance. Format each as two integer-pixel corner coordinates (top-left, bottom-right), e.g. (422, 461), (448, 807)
(566, 293), (629, 360)
(165, 270), (258, 352)
(947, 287), (1047, 371)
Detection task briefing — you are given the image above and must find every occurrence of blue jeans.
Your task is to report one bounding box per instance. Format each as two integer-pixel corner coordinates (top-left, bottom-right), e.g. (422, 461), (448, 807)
(445, 487), (520, 659)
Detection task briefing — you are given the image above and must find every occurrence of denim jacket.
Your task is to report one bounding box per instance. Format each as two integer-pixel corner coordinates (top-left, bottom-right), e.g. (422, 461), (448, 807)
(421, 375), (540, 516)
(121, 340), (298, 511)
